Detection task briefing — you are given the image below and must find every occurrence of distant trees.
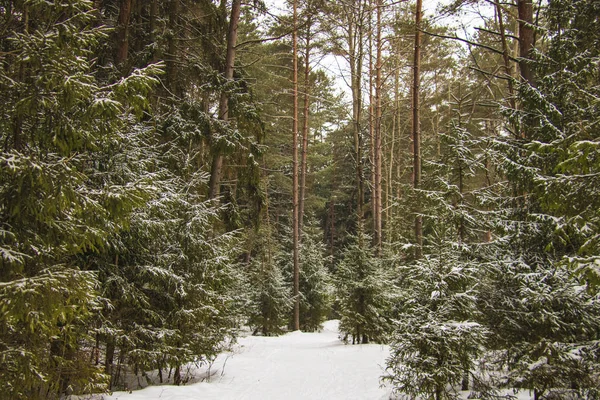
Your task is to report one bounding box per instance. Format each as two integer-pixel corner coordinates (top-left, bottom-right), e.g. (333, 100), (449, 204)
(336, 228), (393, 344)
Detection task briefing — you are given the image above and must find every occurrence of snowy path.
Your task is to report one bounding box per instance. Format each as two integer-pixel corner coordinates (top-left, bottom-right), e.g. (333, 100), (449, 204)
(106, 320), (392, 400)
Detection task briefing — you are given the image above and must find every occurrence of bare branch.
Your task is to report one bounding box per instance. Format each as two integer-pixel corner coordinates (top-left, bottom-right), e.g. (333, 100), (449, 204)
(475, 27), (519, 41)
(421, 29), (519, 62)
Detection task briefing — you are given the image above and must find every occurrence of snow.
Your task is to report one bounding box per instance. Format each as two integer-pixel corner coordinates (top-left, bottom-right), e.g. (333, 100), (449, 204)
(105, 320), (392, 400)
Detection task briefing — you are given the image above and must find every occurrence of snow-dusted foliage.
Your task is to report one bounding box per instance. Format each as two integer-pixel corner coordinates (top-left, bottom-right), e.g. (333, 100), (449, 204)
(335, 227), (395, 344)
(245, 224), (292, 336)
(385, 248), (487, 400)
(0, 269), (108, 398)
(479, 0), (600, 397)
(98, 174), (244, 387)
(0, 1), (161, 397)
(498, 0), (600, 284)
(298, 222), (333, 332)
(276, 220), (333, 332)
(0, 0), (244, 395)
(476, 249), (600, 398)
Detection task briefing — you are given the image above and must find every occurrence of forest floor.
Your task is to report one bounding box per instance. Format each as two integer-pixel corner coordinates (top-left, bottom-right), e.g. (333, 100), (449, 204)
(104, 320), (393, 400)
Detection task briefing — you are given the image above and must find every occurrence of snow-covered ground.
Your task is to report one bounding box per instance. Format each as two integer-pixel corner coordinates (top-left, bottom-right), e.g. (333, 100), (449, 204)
(106, 320), (393, 400)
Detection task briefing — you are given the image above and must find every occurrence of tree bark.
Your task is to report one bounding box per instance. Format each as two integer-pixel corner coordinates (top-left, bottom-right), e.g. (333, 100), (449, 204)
(148, 0), (158, 62)
(115, 0), (132, 66)
(299, 16), (312, 238)
(292, 0), (301, 331)
(346, 2), (365, 221)
(209, 0), (242, 199)
(412, 0), (423, 259)
(495, 0), (516, 110)
(387, 67), (399, 244)
(165, 0), (180, 95)
(374, 0), (383, 253)
(517, 0), (535, 85)
(368, 0), (376, 243)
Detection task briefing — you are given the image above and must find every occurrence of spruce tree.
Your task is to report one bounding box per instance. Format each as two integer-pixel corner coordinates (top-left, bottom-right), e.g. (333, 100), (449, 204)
(478, 0), (600, 397)
(0, 0), (161, 397)
(246, 224), (292, 336)
(385, 248), (487, 400)
(298, 221), (332, 332)
(335, 227), (394, 344)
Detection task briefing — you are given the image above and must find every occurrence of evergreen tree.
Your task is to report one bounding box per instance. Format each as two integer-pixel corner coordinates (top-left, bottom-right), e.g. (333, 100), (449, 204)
(335, 227), (394, 344)
(246, 224), (292, 336)
(98, 175), (244, 387)
(385, 69), (494, 399)
(477, 0), (600, 397)
(0, 0), (160, 397)
(385, 248), (487, 400)
(298, 220), (332, 331)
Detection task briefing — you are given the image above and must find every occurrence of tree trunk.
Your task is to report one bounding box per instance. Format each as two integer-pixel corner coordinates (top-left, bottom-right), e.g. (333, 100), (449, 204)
(374, 0), (383, 252)
(368, 0), (376, 243)
(165, 0), (180, 95)
(115, 0), (132, 66)
(105, 339), (115, 378)
(209, 0), (242, 199)
(299, 16), (312, 238)
(292, 0), (300, 332)
(517, 0), (535, 85)
(174, 365), (181, 385)
(386, 67), (399, 244)
(412, 0), (423, 259)
(149, 0), (158, 62)
(461, 369), (469, 390)
(495, 0), (516, 110)
(346, 4), (365, 221)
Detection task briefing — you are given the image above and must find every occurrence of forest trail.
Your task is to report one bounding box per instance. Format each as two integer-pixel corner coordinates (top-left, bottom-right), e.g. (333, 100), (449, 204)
(106, 321), (392, 400)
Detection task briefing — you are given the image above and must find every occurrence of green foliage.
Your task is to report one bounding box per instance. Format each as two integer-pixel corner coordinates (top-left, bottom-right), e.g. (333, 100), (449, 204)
(386, 248), (487, 400)
(0, 269), (107, 399)
(298, 222), (333, 331)
(475, 245), (600, 398)
(500, 0), (600, 284)
(335, 227), (394, 344)
(475, 1), (600, 396)
(93, 153), (245, 387)
(245, 224), (292, 336)
(386, 320), (486, 400)
(0, 0), (161, 396)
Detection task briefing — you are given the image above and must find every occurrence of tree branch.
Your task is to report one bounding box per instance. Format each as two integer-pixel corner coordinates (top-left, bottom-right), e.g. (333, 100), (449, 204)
(475, 26), (519, 41)
(421, 29), (519, 62)
(236, 30), (293, 48)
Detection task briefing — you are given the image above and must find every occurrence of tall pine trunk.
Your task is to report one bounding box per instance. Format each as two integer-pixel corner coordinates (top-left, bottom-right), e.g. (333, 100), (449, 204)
(292, 0), (300, 331)
(346, 2), (365, 221)
(374, 0), (383, 252)
(115, 0), (132, 67)
(517, 0), (535, 85)
(209, 0), (242, 199)
(299, 17), (312, 238)
(495, 0), (516, 110)
(165, 0), (180, 95)
(412, 0), (423, 259)
(368, 0), (375, 243)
